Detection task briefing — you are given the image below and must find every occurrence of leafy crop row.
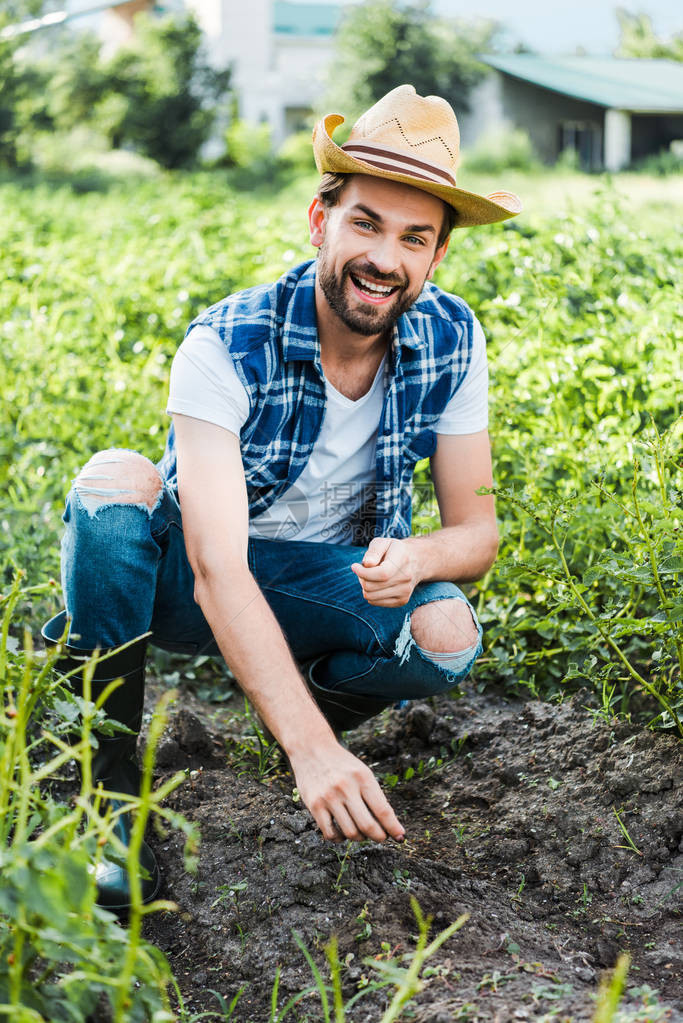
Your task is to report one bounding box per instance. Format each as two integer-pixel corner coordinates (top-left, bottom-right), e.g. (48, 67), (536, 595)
(1, 171), (681, 704)
(1, 167), (681, 1019)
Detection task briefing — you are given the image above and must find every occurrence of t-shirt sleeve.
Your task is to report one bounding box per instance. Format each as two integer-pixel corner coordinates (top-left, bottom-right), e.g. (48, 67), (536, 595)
(166, 325), (250, 436)
(435, 315), (489, 435)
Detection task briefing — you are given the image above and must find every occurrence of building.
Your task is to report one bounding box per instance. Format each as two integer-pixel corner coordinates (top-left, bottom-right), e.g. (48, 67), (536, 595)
(185, 0), (341, 143)
(461, 54), (683, 170)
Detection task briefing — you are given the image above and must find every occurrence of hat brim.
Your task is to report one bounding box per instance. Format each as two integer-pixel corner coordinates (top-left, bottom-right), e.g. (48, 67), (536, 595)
(313, 114), (522, 229)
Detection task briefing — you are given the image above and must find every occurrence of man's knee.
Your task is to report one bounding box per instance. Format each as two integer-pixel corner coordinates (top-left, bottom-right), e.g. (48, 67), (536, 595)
(73, 449), (163, 516)
(409, 598), (479, 653)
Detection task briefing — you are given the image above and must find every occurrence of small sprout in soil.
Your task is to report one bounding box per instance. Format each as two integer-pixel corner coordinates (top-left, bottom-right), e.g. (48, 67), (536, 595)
(477, 969), (514, 992)
(450, 819), (468, 843)
(392, 868), (412, 890)
(531, 980), (574, 1002)
(354, 903), (372, 943)
(511, 874), (526, 903)
(333, 841), (355, 893)
(613, 807), (643, 856)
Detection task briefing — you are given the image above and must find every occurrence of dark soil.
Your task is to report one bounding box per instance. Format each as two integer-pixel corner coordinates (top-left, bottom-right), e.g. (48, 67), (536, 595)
(141, 673), (682, 1022)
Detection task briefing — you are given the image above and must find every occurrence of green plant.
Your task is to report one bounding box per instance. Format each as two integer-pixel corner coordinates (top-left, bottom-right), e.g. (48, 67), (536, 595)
(593, 953), (630, 1023)
(333, 842), (355, 894)
(482, 418), (683, 737)
(613, 808), (643, 856)
(277, 898), (469, 1022)
(230, 697), (283, 781)
(461, 126), (541, 174)
(0, 572), (197, 1020)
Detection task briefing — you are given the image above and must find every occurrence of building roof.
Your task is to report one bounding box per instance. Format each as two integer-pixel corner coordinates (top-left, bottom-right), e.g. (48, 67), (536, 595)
(273, 1), (340, 37)
(482, 54), (683, 113)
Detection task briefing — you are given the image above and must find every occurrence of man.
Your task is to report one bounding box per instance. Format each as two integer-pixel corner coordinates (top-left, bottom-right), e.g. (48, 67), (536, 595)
(42, 85), (521, 910)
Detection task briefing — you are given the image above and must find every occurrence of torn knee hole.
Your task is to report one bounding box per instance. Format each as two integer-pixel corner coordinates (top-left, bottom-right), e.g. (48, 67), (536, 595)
(74, 450), (162, 510)
(409, 599), (479, 654)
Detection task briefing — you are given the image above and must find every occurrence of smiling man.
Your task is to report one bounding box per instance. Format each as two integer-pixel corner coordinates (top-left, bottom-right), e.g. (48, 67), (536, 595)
(42, 85), (521, 909)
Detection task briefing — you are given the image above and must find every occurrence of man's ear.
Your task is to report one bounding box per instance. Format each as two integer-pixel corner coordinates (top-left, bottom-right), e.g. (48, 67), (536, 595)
(308, 196), (326, 248)
(427, 236), (450, 280)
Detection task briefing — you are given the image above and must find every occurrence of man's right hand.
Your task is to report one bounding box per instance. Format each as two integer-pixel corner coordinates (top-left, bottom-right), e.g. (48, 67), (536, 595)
(289, 741), (405, 843)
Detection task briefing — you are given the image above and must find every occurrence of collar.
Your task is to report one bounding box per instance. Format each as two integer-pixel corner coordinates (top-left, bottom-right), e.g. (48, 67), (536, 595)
(281, 261), (320, 363)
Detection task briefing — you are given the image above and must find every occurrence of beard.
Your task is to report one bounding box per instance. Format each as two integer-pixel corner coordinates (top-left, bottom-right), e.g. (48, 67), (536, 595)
(316, 244), (426, 337)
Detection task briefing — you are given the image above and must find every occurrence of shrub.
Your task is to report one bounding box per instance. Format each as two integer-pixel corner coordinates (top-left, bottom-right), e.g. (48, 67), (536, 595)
(631, 147), (683, 176)
(460, 125), (541, 174)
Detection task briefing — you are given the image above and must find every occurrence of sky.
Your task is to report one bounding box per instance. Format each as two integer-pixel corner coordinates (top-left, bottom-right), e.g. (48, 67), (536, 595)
(64, 0), (682, 56)
(284, 0), (682, 55)
(431, 0), (682, 55)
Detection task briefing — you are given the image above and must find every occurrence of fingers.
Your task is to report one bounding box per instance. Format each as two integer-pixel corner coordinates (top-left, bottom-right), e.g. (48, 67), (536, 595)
(363, 591), (410, 607)
(352, 561), (396, 583)
(316, 808), (345, 843)
(352, 539), (410, 585)
(359, 777), (405, 841)
(327, 803), (373, 843)
(307, 774), (404, 844)
(362, 536), (393, 567)
(293, 744), (405, 845)
(355, 579), (411, 606)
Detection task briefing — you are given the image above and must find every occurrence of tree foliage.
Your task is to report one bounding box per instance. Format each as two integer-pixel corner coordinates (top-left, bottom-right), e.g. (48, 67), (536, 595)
(328, 0), (497, 117)
(0, 0), (48, 166)
(0, 11), (231, 170)
(615, 8), (683, 61)
(100, 13), (231, 168)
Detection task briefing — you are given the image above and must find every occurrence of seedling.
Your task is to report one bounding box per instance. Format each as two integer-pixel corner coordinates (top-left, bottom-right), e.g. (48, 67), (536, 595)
(333, 841), (354, 893)
(354, 903), (372, 942)
(613, 807), (643, 856)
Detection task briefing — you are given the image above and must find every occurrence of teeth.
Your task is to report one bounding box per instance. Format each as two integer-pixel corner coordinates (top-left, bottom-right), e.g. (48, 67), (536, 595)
(357, 276), (394, 294)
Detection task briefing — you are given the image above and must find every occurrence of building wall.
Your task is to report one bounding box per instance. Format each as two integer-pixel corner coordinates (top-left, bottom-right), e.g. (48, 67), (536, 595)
(458, 73), (505, 149)
(270, 35), (335, 140)
(185, 0), (335, 144)
(461, 71), (606, 167)
(100, 0), (154, 58)
(498, 76), (606, 165)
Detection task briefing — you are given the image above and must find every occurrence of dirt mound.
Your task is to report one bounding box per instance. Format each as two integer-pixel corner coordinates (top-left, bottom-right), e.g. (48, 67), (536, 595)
(144, 686), (682, 1021)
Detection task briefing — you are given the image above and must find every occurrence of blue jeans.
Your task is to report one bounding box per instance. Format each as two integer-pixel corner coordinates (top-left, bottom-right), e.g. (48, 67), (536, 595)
(60, 475), (483, 701)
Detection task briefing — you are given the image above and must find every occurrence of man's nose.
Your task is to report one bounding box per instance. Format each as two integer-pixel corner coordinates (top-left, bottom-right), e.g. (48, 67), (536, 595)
(366, 235), (401, 276)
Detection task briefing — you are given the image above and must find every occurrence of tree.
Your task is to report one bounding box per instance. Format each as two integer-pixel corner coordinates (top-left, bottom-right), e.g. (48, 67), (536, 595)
(100, 13), (231, 168)
(615, 9), (683, 61)
(328, 0), (497, 118)
(0, 0), (48, 166)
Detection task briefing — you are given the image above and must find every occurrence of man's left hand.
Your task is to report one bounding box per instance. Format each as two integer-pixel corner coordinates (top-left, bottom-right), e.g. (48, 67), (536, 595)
(351, 537), (420, 607)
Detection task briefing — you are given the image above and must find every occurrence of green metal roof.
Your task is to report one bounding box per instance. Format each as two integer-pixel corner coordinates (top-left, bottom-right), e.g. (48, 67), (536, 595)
(273, 1), (340, 37)
(482, 55), (683, 113)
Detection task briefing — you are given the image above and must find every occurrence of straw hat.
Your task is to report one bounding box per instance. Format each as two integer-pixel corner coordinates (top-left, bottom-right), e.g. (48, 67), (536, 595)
(312, 84), (522, 229)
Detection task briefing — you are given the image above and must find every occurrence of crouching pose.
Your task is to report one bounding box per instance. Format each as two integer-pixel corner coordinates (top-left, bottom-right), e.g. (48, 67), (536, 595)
(43, 84), (521, 910)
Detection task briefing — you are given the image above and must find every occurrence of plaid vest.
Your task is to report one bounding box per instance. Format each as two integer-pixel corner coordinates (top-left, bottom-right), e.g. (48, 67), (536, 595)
(158, 260), (475, 540)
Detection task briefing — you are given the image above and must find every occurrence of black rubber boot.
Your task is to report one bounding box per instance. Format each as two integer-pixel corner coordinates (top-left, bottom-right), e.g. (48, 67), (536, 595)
(306, 658), (394, 735)
(41, 611), (161, 912)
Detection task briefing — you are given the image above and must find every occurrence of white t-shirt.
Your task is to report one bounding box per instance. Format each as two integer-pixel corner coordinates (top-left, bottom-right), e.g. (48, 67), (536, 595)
(166, 319), (488, 543)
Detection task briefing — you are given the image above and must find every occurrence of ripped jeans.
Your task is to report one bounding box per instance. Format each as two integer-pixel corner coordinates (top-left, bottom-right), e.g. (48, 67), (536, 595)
(60, 451), (483, 700)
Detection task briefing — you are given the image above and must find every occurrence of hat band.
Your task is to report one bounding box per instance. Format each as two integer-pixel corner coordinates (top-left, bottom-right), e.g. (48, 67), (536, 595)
(341, 143), (456, 186)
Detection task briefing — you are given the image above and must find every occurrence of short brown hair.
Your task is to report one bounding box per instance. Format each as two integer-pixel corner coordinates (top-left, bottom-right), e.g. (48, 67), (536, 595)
(317, 172), (456, 249)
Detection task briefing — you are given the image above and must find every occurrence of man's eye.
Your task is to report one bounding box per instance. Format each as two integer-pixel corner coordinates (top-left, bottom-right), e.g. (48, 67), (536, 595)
(355, 220), (375, 230)
(405, 235), (425, 246)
